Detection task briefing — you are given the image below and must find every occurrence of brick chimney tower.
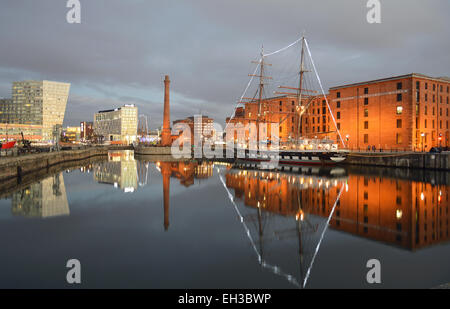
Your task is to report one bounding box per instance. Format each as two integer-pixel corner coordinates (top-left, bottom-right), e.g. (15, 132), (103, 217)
(161, 75), (171, 146)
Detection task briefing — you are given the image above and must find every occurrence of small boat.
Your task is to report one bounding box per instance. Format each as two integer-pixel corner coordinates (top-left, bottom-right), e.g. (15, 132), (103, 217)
(1, 141), (16, 150)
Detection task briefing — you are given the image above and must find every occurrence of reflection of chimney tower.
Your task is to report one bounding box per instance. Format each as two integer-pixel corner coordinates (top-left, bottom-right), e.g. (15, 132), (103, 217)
(161, 162), (171, 231)
(161, 75), (171, 146)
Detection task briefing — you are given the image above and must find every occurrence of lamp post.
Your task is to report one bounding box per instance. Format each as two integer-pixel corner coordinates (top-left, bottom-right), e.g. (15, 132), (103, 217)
(421, 133), (425, 152)
(345, 134), (350, 149)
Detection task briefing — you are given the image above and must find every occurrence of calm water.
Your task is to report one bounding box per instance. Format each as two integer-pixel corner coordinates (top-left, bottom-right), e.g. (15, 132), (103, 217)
(0, 150), (449, 288)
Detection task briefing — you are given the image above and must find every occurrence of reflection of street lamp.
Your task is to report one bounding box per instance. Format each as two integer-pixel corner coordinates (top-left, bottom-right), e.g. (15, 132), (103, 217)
(438, 133), (442, 148)
(421, 133), (425, 152)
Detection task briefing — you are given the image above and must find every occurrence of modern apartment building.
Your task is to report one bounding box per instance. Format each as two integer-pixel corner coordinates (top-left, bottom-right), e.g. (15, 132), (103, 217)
(94, 104), (138, 143)
(0, 80), (70, 142)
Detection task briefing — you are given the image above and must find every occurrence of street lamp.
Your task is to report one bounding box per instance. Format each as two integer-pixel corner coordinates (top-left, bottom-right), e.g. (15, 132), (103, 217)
(345, 134), (350, 149)
(421, 133), (425, 152)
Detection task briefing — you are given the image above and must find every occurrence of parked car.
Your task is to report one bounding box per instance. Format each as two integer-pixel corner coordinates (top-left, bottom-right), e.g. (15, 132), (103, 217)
(429, 147), (442, 153)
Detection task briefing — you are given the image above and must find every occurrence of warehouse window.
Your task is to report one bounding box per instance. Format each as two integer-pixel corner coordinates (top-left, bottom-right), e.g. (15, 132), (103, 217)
(364, 109), (368, 117)
(337, 101), (341, 108)
(397, 82), (402, 90)
(397, 106), (403, 115)
(396, 133), (402, 144)
(337, 112), (341, 119)
(364, 121), (368, 129)
(397, 93), (402, 102)
(364, 134), (368, 143)
(364, 97), (369, 105)
(364, 87), (369, 94)
(397, 119), (402, 128)
(337, 92), (341, 98)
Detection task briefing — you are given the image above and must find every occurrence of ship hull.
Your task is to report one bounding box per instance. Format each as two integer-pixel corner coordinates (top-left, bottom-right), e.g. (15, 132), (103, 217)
(236, 150), (347, 167)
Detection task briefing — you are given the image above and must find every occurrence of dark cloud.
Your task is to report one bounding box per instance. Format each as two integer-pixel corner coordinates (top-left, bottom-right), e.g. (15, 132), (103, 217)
(0, 0), (449, 127)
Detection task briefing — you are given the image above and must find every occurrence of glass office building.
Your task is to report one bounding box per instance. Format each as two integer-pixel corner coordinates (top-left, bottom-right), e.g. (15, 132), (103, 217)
(0, 80), (70, 142)
(94, 104), (138, 143)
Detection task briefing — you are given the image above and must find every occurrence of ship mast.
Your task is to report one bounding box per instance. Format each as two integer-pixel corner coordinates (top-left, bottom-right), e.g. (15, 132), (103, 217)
(297, 36), (306, 141)
(247, 46), (271, 148)
(274, 35), (316, 146)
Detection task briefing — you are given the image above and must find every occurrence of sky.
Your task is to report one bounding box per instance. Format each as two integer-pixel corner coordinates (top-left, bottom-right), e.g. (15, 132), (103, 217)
(0, 0), (449, 129)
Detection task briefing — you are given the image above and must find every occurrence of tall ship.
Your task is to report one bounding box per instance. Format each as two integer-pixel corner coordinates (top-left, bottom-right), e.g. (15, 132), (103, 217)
(227, 35), (348, 167)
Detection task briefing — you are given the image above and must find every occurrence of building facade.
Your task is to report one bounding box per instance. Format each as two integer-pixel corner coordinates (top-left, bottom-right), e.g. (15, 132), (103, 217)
(62, 126), (81, 142)
(173, 115), (215, 145)
(94, 104), (138, 144)
(326, 73), (450, 151)
(80, 121), (94, 141)
(0, 80), (70, 142)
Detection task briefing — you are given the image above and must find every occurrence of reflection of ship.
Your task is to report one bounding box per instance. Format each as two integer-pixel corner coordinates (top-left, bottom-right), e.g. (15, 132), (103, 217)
(226, 167), (450, 254)
(94, 150), (138, 192)
(11, 173), (69, 218)
(223, 167), (345, 288)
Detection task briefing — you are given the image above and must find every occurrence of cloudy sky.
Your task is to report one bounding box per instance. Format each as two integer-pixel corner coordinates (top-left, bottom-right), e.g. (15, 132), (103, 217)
(0, 0), (449, 128)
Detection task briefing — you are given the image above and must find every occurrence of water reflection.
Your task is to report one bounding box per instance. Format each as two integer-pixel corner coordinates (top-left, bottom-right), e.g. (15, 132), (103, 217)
(0, 150), (449, 288)
(11, 173), (69, 218)
(94, 150), (138, 193)
(225, 167), (450, 251)
(154, 160), (214, 230)
(223, 166), (347, 288)
(222, 166), (450, 288)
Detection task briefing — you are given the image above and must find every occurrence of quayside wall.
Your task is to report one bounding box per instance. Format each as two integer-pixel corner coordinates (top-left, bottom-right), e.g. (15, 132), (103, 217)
(0, 147), (110, 181)
(345, 152), (450, 171)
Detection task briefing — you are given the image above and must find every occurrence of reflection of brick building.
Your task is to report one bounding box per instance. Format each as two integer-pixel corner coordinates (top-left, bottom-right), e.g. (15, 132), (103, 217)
(226, 170), (450, 250)
(158, 161), (213, 187)
(226, 73), (450, 151)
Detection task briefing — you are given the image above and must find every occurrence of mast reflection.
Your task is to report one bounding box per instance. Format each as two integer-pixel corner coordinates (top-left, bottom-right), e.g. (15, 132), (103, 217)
(226, 168), (450, 250)
(224, 166), (450, 287)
